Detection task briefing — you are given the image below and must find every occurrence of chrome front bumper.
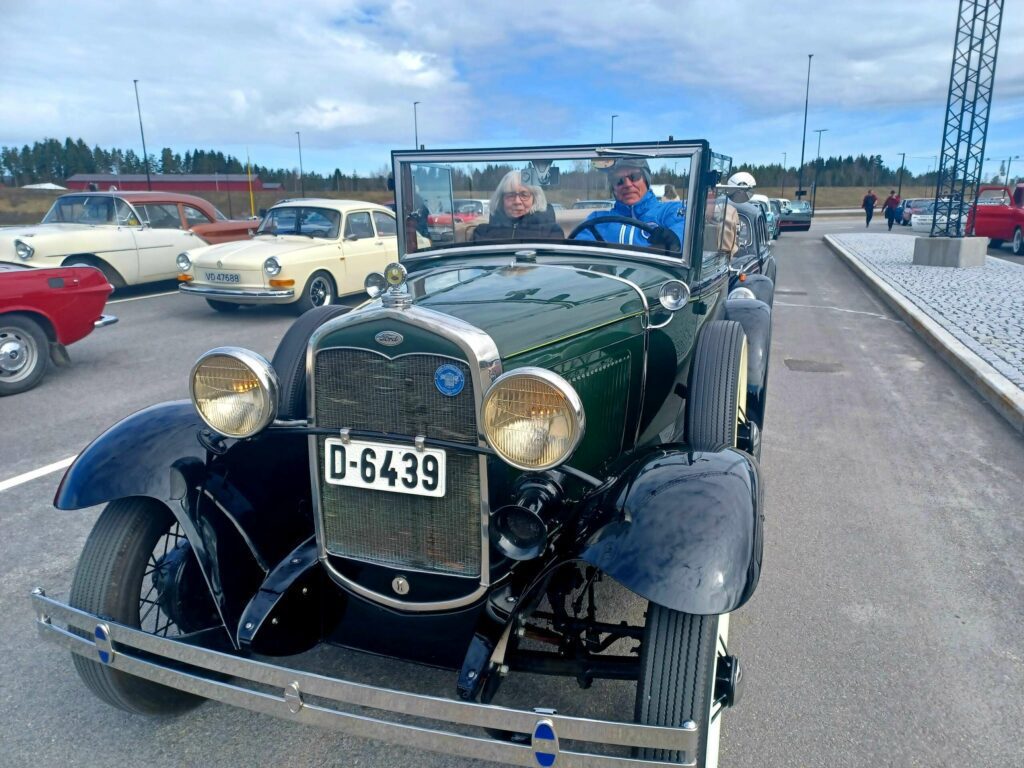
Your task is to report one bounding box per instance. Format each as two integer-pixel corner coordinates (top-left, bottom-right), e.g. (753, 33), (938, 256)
(179, 283), (295, 301)
(31, 589), (697, 767)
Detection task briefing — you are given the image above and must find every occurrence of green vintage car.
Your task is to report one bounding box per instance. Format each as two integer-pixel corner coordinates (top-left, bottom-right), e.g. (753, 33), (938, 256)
(32, 141), (773, 767)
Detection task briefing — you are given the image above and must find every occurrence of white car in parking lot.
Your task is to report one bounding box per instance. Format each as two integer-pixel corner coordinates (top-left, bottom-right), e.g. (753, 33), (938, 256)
(910, 200), (968, 234)
(177, 199), (399, 313)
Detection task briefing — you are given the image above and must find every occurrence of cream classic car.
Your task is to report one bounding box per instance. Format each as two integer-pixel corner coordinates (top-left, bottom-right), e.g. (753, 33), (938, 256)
(177, 199), (400, 313)
(0, 191), (255, 287)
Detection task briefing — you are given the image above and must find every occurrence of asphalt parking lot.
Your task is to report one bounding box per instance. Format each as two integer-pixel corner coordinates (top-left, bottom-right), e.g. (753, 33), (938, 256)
(2, 222), (1022, 767)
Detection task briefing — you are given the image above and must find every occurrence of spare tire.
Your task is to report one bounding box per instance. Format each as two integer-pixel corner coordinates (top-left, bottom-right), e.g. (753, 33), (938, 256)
(271, 304), (352, 419)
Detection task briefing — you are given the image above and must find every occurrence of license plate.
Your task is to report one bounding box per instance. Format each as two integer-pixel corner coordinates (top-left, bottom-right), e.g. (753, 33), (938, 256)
(323, 438), (446, 498)
(204, 271), (240, 283)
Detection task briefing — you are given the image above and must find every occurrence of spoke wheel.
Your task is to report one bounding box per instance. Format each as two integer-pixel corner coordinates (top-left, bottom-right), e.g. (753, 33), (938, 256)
(634, 607), (730, 766)
(69, 498), (209, 714)
(0, 314), (49, 395)
(297, 271), (336, 314)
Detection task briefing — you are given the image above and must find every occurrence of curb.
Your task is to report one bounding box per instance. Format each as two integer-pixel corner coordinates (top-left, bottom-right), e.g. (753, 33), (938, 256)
(824, 234), (1024, 435)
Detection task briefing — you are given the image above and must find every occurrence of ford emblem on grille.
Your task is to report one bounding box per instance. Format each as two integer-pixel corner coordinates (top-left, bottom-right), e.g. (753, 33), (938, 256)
(434, 363), (465, 397)
(375, 331), (404, 347)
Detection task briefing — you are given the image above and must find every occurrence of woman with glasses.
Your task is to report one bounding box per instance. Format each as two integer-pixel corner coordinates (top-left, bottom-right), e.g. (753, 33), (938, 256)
(472, 170), (563, 242)
(573, 158), (685, 252)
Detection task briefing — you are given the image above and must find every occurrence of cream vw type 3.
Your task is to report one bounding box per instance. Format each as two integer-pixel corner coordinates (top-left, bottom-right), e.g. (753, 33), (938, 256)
(178, 199), (400, 313)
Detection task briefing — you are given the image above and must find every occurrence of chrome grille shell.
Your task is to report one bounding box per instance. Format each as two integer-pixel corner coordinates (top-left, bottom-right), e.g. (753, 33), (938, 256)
(306, 304), (502, 612)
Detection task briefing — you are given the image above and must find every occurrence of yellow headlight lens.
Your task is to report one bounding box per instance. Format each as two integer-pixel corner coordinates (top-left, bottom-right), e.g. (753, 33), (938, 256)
(482, 369), (584, 471)
(190, 349), (278, 438)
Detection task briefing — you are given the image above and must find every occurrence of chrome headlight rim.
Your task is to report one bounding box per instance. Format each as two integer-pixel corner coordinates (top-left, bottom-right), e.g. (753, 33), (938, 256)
(15, 239), (34, 260)
(263, 256), (281, 276)
(364, 271), (387, 298)
(189, 346), (279, 439)
(176, 252), (192, 271)
(658, 279), (691, 311)
(481, 367), (586, 472)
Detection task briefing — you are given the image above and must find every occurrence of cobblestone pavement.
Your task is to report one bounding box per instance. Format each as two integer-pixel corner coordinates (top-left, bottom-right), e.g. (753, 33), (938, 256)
(830, 233), (1024, 389)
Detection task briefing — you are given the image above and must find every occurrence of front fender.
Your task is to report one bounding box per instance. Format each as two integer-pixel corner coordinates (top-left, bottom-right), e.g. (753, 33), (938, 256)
(577, 446), (762, 615)
(55, 400), (207, 509)
(724, 296), (772, 426)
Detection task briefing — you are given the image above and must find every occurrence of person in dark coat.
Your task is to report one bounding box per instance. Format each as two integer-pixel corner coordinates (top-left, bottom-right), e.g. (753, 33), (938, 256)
(862, 189), (878, 227)
(473, 170), (564, 241)
(882, 189), (901, 231)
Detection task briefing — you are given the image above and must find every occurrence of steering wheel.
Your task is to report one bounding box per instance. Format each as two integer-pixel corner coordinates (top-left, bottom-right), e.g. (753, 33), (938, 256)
(568, 214), (681, 255)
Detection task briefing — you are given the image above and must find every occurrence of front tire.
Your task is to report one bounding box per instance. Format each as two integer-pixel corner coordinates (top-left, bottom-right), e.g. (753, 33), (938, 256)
(0, 314), (49, 396)
(635, 607), (728, 766)
(296, 271), (336, 314)
(69, 498), (207, 715)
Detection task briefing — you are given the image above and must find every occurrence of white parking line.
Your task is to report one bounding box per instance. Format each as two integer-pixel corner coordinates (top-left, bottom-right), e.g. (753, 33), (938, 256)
(775, 301), (899, 322)
(0, 455), (76, 492)
(108, 290), (178, 304)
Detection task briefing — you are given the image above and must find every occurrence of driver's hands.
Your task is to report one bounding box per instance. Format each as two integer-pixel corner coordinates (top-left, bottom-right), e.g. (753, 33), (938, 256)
(648, 226), (681, 253)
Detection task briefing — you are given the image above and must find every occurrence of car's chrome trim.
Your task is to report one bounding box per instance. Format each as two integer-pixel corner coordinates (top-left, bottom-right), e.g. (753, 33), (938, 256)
(31, 590), (698, 766)
(179, 284), (294, 299)
(306, 305), (502, 613)
(93, 314), (118, 328)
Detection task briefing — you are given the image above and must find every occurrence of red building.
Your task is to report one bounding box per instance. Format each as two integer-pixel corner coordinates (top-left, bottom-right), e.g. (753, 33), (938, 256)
(65, 173), (264, 192)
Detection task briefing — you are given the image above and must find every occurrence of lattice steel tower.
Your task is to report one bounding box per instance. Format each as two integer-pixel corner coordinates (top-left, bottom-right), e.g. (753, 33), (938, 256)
(932, 0), (1003, 237)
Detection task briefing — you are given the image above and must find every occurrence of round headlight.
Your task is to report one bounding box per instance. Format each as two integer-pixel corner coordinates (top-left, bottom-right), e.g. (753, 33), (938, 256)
(263, 257), (281, 276)
(190, 347), (279, 438)
(176, 252), (191, 271)
(482, 368), (585, 471)
(364, 272), (387, 298)
(659, 279), (691, 311)
(15, 239), (34, 260)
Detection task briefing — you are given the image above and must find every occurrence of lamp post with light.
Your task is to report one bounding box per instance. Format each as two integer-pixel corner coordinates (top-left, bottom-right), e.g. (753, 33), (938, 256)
(796, 54), (813, 200)
(132, 79), (152, 191)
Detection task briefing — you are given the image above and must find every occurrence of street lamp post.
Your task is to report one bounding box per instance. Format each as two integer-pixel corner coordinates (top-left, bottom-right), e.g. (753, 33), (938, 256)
(295, 131), (305, 197)
(811, 128), (828, 214)
(796, 54), (813, 199)
(132, 79), (152, 191)
(1005, 155), (1020, 185)
(413, 101), (420, 149)
(896, 152), (906, 197)
(611, 114), (618, 143)
(781, 152), (787, 199)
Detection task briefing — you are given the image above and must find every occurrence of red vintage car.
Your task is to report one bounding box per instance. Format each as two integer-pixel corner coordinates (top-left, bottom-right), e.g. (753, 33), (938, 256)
(966, 184), (1024, 254)
(0, 263), (117, 395)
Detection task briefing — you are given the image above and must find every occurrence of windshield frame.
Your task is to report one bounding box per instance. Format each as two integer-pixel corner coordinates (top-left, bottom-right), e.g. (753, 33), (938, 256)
(391, 141), (710, 272)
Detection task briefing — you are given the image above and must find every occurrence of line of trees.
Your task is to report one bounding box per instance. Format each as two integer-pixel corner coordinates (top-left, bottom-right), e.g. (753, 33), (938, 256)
(1, 139), (1006, 192)
(0, 138), (390, 192)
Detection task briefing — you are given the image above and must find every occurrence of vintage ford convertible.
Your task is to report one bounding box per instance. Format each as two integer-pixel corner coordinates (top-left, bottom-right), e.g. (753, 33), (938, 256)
(31, 141), (773, 767)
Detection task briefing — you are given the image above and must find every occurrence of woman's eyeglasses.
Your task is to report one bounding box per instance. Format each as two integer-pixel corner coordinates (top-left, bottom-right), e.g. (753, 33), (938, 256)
(503, 191), (534, 201)
(614, 171), (645, 187)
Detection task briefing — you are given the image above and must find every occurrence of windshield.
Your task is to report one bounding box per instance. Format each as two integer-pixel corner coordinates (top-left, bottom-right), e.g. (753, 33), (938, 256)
(256, 206), (341, 238)
(42, 194), (138, 225)
(790, 201), (811, 213)
(393, 145), (701, 263)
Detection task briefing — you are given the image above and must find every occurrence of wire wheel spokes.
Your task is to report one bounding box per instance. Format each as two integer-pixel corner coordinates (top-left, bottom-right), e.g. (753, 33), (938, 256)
(140, 522), (187, 637)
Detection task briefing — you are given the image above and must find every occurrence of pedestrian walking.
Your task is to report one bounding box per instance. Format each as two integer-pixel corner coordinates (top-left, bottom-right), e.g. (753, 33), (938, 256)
(862, 189), (878, 227)
(882, 189), (901, 231)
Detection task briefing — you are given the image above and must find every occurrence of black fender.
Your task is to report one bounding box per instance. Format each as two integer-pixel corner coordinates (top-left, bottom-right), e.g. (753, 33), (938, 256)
(735, 273), (774, 306)
(724, 296), (772, 426)
(55, 400), (315, 649)
(576, 446), (762, 615)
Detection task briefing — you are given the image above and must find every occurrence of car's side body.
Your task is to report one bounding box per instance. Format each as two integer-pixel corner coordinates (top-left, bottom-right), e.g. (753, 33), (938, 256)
(0, 263), (116, 394)
(178, 199), (399, 309)
(967, 185), (1024, 251)
(0, 191), (255, 287)
(33, 142), (773, 767)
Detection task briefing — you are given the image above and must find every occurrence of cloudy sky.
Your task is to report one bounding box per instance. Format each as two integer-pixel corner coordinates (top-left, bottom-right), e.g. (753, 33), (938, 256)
(2, 1), (1022, 178)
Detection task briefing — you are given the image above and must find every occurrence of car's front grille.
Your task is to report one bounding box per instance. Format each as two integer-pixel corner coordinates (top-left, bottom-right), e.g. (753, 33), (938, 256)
(314, 349), (480, 577)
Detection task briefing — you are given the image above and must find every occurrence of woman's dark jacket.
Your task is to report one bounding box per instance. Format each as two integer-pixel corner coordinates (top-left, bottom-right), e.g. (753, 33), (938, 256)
(472, 205), (564, 241)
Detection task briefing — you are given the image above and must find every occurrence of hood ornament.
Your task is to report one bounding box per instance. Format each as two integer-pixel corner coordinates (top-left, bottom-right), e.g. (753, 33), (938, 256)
(365, 262), (412, 309)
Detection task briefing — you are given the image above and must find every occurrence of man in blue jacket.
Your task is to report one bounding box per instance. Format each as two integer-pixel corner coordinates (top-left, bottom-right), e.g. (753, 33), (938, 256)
(572, 158), (685, 252)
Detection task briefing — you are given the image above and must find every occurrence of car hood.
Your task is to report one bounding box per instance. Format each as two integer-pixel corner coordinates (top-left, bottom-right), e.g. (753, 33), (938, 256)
(188, 235), (328, 266)
(0, 223), (101, 242)
(409, 263), (647, 358)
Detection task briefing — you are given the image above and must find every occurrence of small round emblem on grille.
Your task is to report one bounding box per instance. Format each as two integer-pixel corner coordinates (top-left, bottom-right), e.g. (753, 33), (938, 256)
(375, 330), (404, 346)
(392, 576), (410, 595)
(435, 363), (465, 397)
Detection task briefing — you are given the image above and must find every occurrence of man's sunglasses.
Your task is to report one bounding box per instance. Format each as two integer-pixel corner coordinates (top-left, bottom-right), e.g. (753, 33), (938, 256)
(614, 171), (645, 187)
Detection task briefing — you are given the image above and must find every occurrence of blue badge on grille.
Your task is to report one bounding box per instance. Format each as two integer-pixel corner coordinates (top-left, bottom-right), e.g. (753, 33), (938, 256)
(434, 363), (465, 397)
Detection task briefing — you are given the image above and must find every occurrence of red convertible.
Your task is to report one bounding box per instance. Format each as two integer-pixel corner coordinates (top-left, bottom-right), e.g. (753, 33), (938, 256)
(0, 263), (117, 395)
